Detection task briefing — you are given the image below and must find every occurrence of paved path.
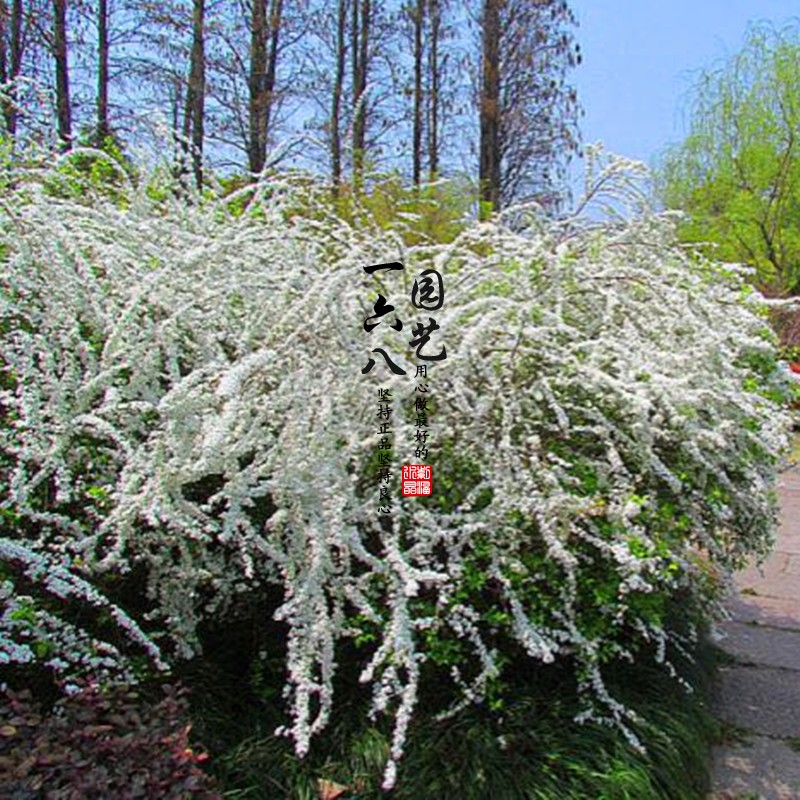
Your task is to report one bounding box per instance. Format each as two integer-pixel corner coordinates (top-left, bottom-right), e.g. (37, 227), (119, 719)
(709, 464), (800, 800)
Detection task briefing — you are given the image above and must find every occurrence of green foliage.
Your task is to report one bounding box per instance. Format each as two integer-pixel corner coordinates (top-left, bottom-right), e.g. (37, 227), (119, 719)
(321, 173), (473, 246)
(656, 21), (800, 294)
(186, 605), (719, 800)
(0, 133), (16, 192)
(42, 134), (136, 205)
(779, 344), (800, 363)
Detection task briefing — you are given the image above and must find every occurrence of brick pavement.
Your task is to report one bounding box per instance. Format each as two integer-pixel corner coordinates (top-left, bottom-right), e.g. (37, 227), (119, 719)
(709, 463), (800, 800)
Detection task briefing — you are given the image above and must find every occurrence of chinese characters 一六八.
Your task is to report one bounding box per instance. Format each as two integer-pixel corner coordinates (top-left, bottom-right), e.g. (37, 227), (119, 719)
(360, 261), (447, 507)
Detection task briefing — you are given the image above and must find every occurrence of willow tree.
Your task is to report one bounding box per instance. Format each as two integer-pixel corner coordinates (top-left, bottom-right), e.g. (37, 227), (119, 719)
(657, 22), (800, 296)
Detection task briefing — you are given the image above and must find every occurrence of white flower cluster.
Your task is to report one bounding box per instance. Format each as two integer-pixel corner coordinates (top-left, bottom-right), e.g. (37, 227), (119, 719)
(0, 538), (168, 684)
(0, 147), (791, 787)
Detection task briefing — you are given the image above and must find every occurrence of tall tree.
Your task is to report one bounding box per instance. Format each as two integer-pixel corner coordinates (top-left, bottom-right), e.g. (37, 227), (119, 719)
(351, 0), (369, 184)
(121, 0), (191, 143)
(427, 0), (442, 179)
(306, 0), (415, 190)
(183, 0), (205, 187)
(53, 0), (71, 148)
(478, 0), (500, 216)
(405, 0), (449, 185)
(0, 1), (6, 95)
(411, 0), (422, 186)
(330, 0), (347, 193)
(478, 0), (580, 216)
(248, 0), (283, 175)
(0, 0), (23, 137)
(96, 0), (109, 144)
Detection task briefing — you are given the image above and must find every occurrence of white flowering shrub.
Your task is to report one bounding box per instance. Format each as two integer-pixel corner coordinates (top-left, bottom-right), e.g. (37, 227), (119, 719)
(0, 147), (791, 787)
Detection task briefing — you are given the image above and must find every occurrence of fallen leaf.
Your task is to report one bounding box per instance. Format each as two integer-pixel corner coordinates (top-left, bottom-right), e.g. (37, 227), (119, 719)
(318, 778), (349, 799)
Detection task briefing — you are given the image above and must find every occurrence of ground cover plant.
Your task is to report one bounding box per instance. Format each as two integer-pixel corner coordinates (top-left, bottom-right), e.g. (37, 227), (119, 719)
(0, 680), (220, 798)
(182, 588), (721, 799)
(0, 145), (792, 792)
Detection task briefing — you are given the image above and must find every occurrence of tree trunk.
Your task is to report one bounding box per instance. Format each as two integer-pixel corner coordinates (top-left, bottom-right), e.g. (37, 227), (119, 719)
(0, 0), (7, 90)
(352, 0), (369, 185)
(479, 0), (501, 217)
(171, 78), (182, 137)
(263, 0), (282, 160)
(330, 0), (346, 195)
(183, 0), (205, 188)
(412, 0), (423, 186)
(53, 0), (72, 149)
(248, 0), (267, 174)
(96, 0), (110, 144)
(9, 0), (20, 135)
(428, 0), (440, 179)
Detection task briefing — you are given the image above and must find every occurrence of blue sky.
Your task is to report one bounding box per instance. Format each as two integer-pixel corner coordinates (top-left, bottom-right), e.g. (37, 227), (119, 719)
(571, 0), (800, 171)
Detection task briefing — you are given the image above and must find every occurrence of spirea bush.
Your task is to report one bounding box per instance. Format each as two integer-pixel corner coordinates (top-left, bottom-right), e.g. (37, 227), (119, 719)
(0, 147), (791, 788)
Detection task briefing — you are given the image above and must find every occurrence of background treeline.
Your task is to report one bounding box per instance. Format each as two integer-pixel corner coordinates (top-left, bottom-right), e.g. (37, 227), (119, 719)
(0, 0), (581, 213)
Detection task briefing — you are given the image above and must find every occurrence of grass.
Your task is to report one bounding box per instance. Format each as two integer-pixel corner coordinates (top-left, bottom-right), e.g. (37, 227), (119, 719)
(714, 718), (752, 748)
(788, 433), (800, 467)
(180, 609), (722, 800)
